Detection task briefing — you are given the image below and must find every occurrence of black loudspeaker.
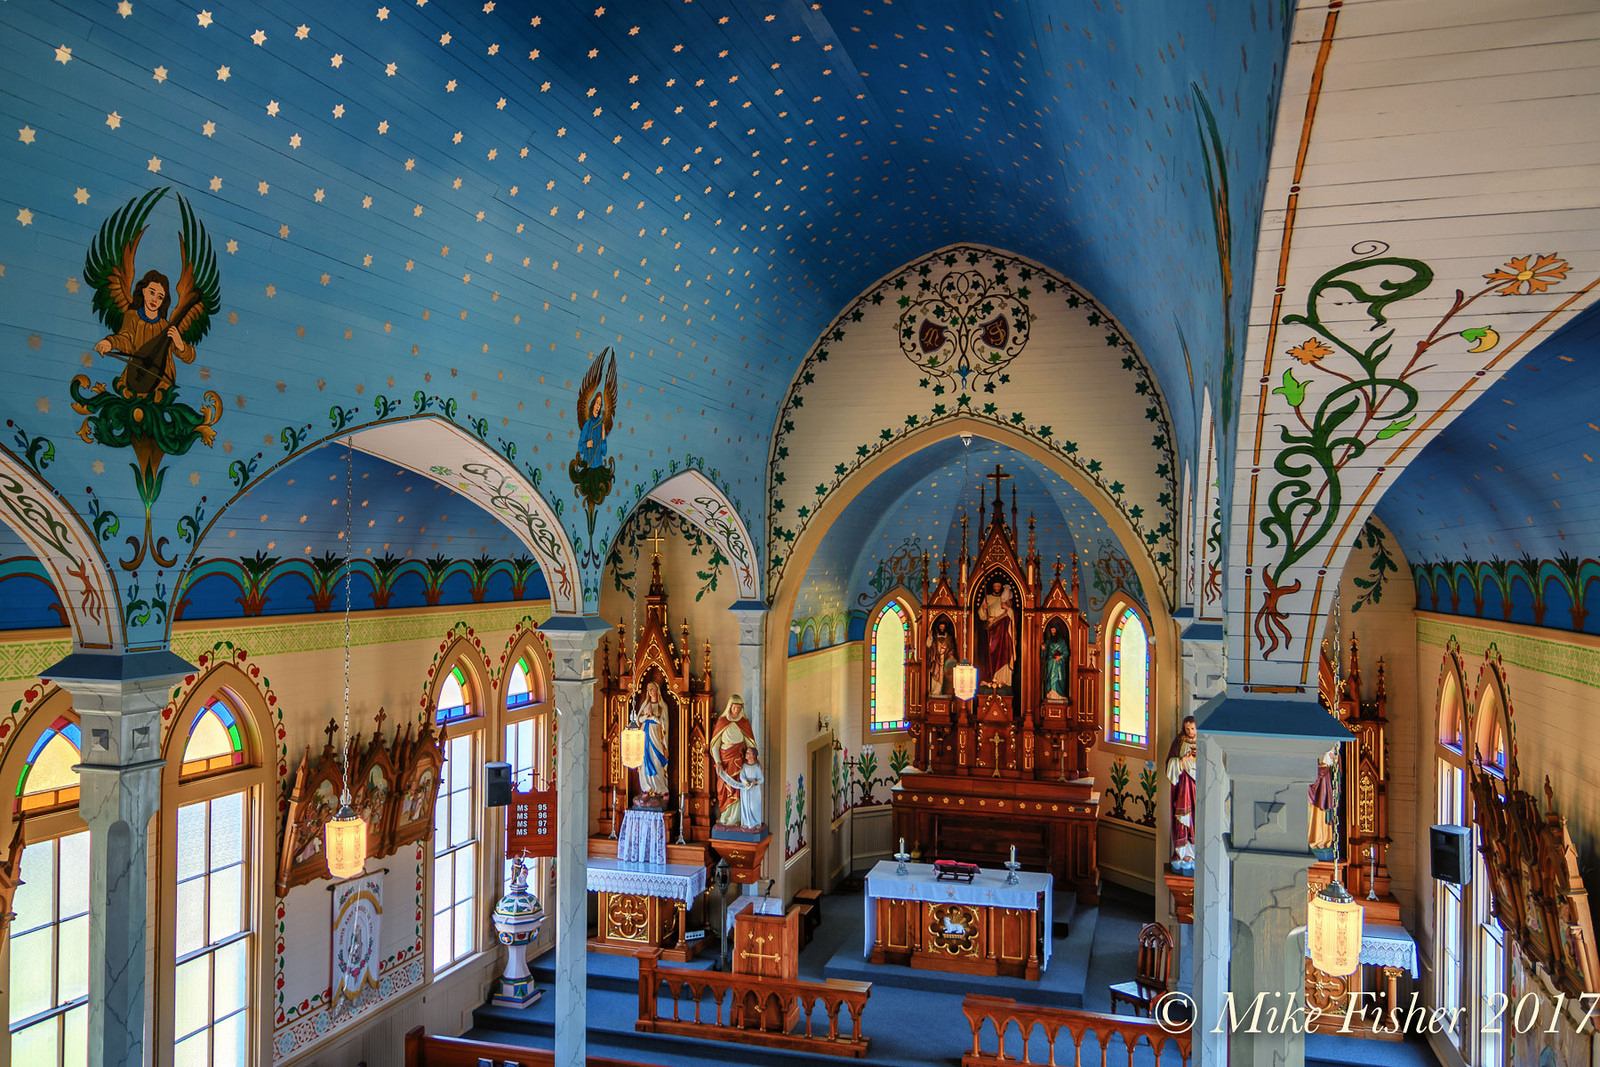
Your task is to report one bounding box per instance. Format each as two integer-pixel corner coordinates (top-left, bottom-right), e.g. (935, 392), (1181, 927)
(485, 762), (512, 808)
(1431, 825), (1472, 885)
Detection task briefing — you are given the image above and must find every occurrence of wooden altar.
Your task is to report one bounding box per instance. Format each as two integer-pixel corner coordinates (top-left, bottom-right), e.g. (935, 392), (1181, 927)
(589, 538), (718, 955)
(893, 466), (1102, 903)
(865, 860), (1052, 980)
(1303, 634), (1409, 1036)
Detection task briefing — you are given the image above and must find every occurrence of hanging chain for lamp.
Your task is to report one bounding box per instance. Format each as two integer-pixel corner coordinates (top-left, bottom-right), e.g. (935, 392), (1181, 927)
(325, 440), (368, 879)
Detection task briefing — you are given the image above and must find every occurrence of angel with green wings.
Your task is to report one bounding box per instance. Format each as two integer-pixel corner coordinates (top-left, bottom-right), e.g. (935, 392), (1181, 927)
(567, 347), (618, 534)
(71, 187), (223, 569)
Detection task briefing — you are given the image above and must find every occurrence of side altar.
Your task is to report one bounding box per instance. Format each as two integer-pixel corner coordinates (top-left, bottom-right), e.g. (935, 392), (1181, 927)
(587, 536), (769, 960)
(893, 466), (1102, 904)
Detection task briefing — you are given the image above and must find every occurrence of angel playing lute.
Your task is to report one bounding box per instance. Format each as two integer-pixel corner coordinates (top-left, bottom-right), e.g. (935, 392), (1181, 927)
(72, 187), (222, 569)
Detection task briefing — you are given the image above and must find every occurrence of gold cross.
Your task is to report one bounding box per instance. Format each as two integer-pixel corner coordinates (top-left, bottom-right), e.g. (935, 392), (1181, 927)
(645, 526), (667, 559)
(985, 465), (1012, 502)
(739, 933), (783, 966)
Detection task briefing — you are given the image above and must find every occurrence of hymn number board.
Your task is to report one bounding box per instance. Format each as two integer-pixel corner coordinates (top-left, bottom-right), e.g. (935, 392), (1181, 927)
(507, 787), (557, 857)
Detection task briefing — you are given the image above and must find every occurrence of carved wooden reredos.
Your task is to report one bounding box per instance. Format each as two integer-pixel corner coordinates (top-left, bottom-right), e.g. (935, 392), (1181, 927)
(597, 545), (716, 840)
(1317, 633), (1392, 901)
(907, 465), (1104, 780)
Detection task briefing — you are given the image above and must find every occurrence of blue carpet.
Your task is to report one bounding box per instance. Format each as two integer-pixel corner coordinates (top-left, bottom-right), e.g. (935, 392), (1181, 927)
(463, 883), (1443, 1067)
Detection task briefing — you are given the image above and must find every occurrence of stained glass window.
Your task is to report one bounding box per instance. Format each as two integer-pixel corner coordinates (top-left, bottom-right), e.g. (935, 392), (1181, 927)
(172, 791), (251, 1065)
(433, 732), (478, 970)
(1109, 607), (1151, 747)
(181, 699), (245, 778)
(8, 831), (89, 1065)
(506, 657), (535, 710)
(435, 666), (473, 724)
(869, 601), (908, 732)
(15, 717), (81, 813)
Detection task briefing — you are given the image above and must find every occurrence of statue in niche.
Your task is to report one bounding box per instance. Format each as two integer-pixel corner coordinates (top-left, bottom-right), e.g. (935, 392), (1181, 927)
(1041, 621), (1070, 701)
(978, 579), (1016, 692)
(714, 746), (766, 829)
(927, 629), (955, 696)
(1308, 746), (1338, 858)
(1166, 715), (1197, 872)
(709, 694), (755, 824)
(634, 680), (671, 801)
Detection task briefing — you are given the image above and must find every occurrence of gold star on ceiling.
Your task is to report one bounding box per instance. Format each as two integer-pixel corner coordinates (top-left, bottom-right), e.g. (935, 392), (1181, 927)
(152, 65), (167, 82)
(225, 238), (237, 253)
(332, 104), (345, 118)
(147, 156), (161, 172)
(117, 1), (132, 16)
(378, 120), (389, 134)
(251, 29), (266, 45)
(289, 133), (301, 148)
(278, 224), (289, 238)
(216, 65), (230, 80)
(210, 176), (223, 191)
(202, 120), (215, 137)
(385, 62), (397, 76)
(266, 100), (280, 116)
(257, 180), (270, 195)
(440, 32), (451, 45)
(74, 188), (89, 205)
(361, 195), (372, 208)
(106, 112), (122, 130)
(377, 6), (390, 19)
(331, 53), (343, 68)
(54, 45), (72, 64)
(64, 278), (79, 293)
(17, 126), (34, 144)
(16, 208), (33, 226)
(314, 188), (325, 202)
(295, 24), (309, 39)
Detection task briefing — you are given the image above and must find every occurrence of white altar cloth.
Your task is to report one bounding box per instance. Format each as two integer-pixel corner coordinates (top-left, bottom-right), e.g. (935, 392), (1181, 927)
(1304, 922), (1419, 978)
(586, 857), (707, 906)
(617, 809), (668, 864)
(863, 860), (1053, 970)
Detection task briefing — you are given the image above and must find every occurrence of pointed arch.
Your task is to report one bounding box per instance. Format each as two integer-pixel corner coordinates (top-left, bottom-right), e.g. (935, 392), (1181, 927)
(0, 447), (121, 651)
(865, 589), (917, 736)
(497, 620), (553, 716)
(1102, 594), (1155, 753)
(636, 467), (761, 600)
(176, 416), (581, 621)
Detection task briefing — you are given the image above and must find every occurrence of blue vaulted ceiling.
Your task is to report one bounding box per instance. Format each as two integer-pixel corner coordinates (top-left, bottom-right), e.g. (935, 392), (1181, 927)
(1375, 302), (1600, 635)
(0, 0), (1287, 636)
(790, 436), (1147, 654)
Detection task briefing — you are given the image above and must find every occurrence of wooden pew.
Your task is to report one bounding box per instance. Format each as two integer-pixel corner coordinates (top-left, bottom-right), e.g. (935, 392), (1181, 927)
(403, 1027), (647, 1067)
(636, 948), (872, 1058)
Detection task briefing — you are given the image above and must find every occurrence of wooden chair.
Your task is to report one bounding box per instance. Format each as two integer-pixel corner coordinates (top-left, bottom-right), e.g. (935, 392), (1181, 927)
(1108, 921), (1173, 1016)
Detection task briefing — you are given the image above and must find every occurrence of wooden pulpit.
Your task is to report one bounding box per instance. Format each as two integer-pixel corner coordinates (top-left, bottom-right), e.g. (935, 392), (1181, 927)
(732, 903), (800, 980)
(730, 903), (802, 1030)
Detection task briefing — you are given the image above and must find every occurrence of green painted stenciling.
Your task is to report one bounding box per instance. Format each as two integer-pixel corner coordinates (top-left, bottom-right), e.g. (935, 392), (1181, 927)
(1416, 617), (1600, 691)
(0, 638), (74, 684)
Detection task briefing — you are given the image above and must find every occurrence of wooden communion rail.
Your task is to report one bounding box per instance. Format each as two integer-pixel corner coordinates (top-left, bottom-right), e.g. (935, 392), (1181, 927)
(961, 995), (1193, 1066)
(635, 948), (873, 1057)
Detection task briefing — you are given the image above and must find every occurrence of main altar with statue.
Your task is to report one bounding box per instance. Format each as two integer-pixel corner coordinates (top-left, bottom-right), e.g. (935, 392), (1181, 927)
(892, 467), (1103, 905)
(584, 537), (770, 961)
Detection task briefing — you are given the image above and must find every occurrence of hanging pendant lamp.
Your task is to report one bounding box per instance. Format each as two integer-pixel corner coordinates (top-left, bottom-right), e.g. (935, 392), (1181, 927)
(951, 433), (979, 702)
(1307, 593), (1359, 974)
(326, 440), (368, 879)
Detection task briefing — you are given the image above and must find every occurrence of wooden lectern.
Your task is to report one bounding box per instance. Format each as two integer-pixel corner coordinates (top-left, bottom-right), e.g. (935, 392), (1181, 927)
(731, 903), (802, 1030)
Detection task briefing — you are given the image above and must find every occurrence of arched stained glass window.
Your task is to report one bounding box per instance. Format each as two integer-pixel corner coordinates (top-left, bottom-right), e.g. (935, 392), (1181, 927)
(436, 666), (473, 724)
(1109, 606), (1151, 748)
(869, 601), (908, 733)
(16, 717), (82, 813)
(506, 658), (535, 709)
(181, 699), (245, 778)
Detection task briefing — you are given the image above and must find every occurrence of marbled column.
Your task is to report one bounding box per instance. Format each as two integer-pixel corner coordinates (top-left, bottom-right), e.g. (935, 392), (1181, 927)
(1192, 720), (1230, 1064)
(727, 602), (768, 894)
(48, 650), (192, 1067)
(1198, 697), (1351, 1067)
(540, 616), (609, 1067)
(1178, 616), (1227, 719)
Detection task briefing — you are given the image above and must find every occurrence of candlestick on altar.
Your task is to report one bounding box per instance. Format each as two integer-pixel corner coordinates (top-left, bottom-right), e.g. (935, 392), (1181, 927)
(675, 794), (688, 845)
(1004, 844), (1021, 886)
(1009, 844), (1016, 865)
(894, 837), (911, 876)
(1366, 844), (1379, 901)
(607, 783), (619, 839)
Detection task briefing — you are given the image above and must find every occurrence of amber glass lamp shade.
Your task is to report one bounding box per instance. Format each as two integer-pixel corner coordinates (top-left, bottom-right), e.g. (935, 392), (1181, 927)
(620, 725), (646, 770)
(952, 662), (979, 701)
(325, 803), (368, 879)
(1307, 874), (1363, 976)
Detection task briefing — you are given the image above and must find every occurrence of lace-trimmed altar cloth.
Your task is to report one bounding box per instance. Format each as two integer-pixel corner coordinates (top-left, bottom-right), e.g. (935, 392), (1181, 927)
(863, 859), (1053, 970)
(585, 856), (707, 906)
(617, 809), (668, 864)
(1304, 922), (1419, 977)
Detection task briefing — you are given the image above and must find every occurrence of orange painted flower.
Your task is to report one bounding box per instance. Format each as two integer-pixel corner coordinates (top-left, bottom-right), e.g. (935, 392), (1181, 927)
(1286, 337), (1333, 365)
(1483, 253), (1570, 296)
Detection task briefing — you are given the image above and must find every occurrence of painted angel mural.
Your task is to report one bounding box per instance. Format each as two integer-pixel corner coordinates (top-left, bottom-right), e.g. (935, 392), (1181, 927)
(568, 347), (619, 537)
(71, 187), (222, 569)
